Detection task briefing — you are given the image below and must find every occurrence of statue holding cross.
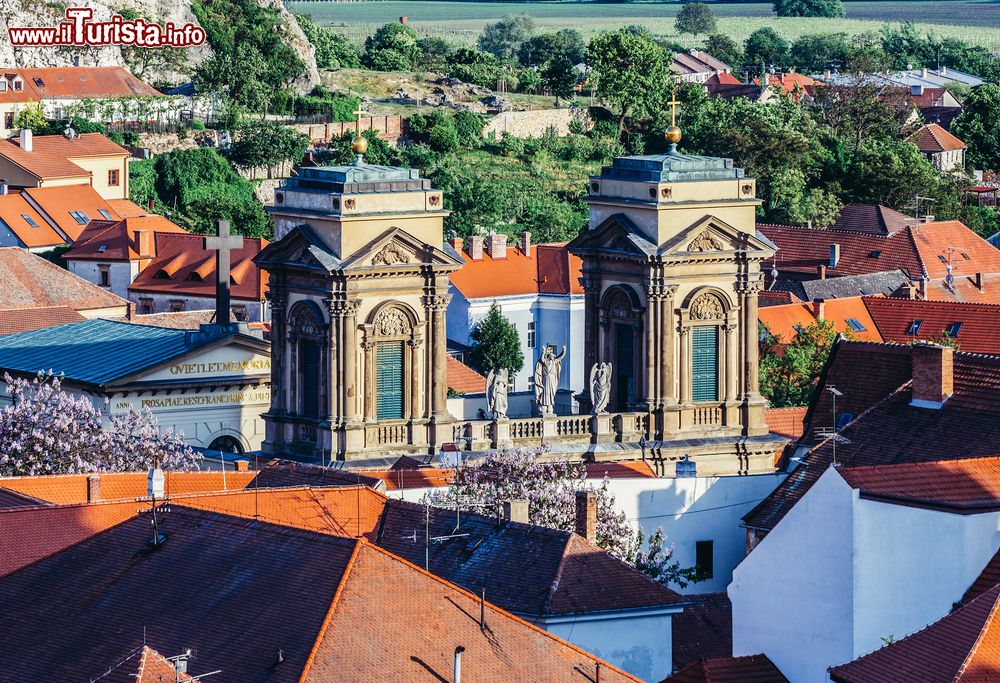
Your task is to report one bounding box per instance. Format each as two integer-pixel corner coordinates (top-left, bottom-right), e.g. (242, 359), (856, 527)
(204, 219), (244, 326)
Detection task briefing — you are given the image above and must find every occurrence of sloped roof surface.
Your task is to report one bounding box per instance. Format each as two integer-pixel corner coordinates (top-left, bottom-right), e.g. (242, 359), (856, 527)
(0, 246), (126, 311)
(864, 296), (1000, 354)
(449, 242), (583, 299)
(665, 654), (788, 683)
(800, 270), (911, 300)
(838, 457), (1000, 512)
(964, 548), (1000, 605)
(0, 305), (85, 335)
(0, 132), (126, 180)
(831, 204), (916, 235)
(765, 407), (808, 441)
(249, 459), (385, 491)
(0, 67), (161, 103)
(66, 214), (187, 261)
(910, 123), (967, 152)
(23, 183), (121, 241)
(90, 645), (194, 683)
(671, 592), (733, 672)
(829, 583), (1000, 683)
(910, 221), (1000, 280)
(758, 296), (882, 342)
(375, 498), (684, 616)
(446, 354), (486, 393)
(0, 470), (256, 505)
(0, 191), (62, 247)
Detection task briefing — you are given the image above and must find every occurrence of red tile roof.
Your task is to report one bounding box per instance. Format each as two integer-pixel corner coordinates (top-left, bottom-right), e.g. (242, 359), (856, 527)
(0, 190), (63, 247)
(106, 198), (149, 217)
(0, 507), (640, 682)
(705, 72), (742, 86)
(830, 583), (1000, 683)
(838, 457), (1000, 513)
(964, 548), (1000, 605)
(925, 274), (1000, 305)
(129, 232), (268, 301)
(758, 296), (883, 343)
(0, 305), (85, 335)
(65, 214), (187, 261)
(446, 354), (486, 393)
(249, 459), (386, 490)
(0, 132), (127, 181)
(665, 654), (789, 683)
(0, 247), (127, 312)
(745, 341), (1000, 532)
(864, 296), (1000, 354)
(585, 460), (657, 479)
(90, 645), (194, 683)
(765, 407), (808, 441)
(449, 242), (583, 299)
(0, 67), (161, 104)
(910, 221), (1000, 281)
(126, 309), (216, 329)
(758, 290), (803, 307)
(671, 592), (733, 672)
(909, 123), (966, 153)
(22, 183), (121, 241)
(831, 204), (916, 235)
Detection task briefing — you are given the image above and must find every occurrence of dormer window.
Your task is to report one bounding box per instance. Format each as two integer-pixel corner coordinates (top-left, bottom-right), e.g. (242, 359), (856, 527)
(906, 320), (923, 335)
(154, 269), (170, 279)
(69, 210), (89, 224)
(11, 79), (22, 92)
(0, 81), (7, 92)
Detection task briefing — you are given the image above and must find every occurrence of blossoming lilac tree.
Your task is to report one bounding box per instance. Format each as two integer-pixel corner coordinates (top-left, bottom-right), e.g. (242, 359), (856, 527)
(431, 447), (699, 588)
(0, 372), (198, 476)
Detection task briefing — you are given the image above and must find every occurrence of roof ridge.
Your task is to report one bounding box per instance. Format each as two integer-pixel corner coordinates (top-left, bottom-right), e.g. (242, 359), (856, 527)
(296, 537), (363, 683)
(838, 455), (1000, 474)
(360, 540), (642, 681)
(541, 533), (576, 615)
(867, 296), (1000, 310)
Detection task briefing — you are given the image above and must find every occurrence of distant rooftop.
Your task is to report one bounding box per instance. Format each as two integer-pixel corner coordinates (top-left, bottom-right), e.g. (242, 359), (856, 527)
(595, 151), (745, 183)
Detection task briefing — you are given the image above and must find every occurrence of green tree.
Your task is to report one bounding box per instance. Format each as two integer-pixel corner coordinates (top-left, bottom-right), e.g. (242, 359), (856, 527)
(194, 42), (273, 112)
(117, 8), (190, 78)
(229, 121), (308, 178)
(744, 28), (790, 71)
(468, 303), (525, 376)
(12, 103), (47, 133)
(768, 167), (842, 227)
(518, 29), (585, 68)
(759, 319), (840, 408)
(774, 0), (845, 17)
(416, 37), (454, 70)
(703, 34), (743, 70)
(296, 13), (360, 69)
(183, 182), (269, 237)
(362, 21), (420, 71)
(447, 48), (504, 88)
(478, 14), (535, 61)
(675, 3), (717, 37)
(790, 33), (851, 73)
(542, 55), (579, 102)
(952, 84), (1000, 172)
(452, 111), (486, 148)
(586, 30), (670, 134)
(128, 159), (158, 209)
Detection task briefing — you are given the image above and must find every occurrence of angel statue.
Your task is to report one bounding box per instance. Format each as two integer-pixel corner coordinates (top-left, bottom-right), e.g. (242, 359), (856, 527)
(533, 345), (566, 416)
(486, 368), (509, 420)
(589, 362), (612, 415)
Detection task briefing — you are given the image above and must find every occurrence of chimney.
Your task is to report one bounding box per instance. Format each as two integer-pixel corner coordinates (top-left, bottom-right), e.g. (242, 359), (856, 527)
(520, 230), (531, 257)
(575, 490), (597, 542)
(147, 198), (155, 211)
(974, 272), (985, 292)
(829, 243), (841, 269)
(941, 66), (948, 75)
(485, 233), (507, 259)
(19, 127), (32, 153)
(449, 237), (463, 253)
(400, 15), (408, 24)
(135, 229), (154, 258)
(911, 343), (954, 409)
(234, 459), (249, 472)
(817, 263), (827, 280)
(812, 298), (825, 320)
(453, 646), (465, 683)
(918, 277), (928, 300)
(0, 179), (7, 196)
(912, 84), (924, 97)
(503, 499), (529, 524)
(466, 235), (484, 261)
(86, 474), (101, 502)
(921, 67), (928, 78)
(921, 215), (935, 223)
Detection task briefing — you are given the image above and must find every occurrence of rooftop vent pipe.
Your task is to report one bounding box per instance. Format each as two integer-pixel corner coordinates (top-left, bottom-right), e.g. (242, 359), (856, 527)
(453, 646), (465, 683)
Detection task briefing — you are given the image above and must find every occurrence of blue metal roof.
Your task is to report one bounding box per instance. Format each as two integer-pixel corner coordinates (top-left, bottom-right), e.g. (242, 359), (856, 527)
(0, 318), (195, 387)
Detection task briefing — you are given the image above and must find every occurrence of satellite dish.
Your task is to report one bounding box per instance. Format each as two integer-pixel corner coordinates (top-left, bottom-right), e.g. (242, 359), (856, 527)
(63, 126), (75, 140)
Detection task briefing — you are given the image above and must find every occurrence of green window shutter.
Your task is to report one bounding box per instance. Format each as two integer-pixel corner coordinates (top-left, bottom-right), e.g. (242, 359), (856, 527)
(300, 340), (321, 418)
(692, 326), (719, 403)
(377, 341), (405, 420)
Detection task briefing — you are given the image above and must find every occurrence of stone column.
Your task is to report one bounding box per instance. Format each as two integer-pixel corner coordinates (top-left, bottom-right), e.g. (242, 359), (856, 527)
(267, 290), (287, 413)
(660, 285), (678, 406)
(409, 334), (423, 420)
(723, 321), (738, 402)
(342, 301), (360, 421)
(361, 335), (376, 422)
(324, 298), (341, 421)
(425, 294), (451, 419)
(644, 283), (660, 408)
(678, 326), (691, 404)
(742, 282), (762, 399)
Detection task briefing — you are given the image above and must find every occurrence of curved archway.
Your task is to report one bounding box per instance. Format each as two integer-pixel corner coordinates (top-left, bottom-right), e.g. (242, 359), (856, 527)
(600, 285), (643, 411)
(288, 300), (327, 420)
(362, 301), (423, 423)
(207, 433), (245, 455)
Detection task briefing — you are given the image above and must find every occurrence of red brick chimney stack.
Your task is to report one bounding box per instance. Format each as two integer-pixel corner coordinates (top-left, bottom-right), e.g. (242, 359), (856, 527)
(575, 490), (597, 542)
(485, 233), (507, 259)
(466, 235), (484, 261)
(911, 343), (954, 409)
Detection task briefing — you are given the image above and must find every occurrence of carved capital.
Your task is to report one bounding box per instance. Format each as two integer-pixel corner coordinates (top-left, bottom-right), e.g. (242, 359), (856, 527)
(579, 276), (601, 294)
(423, 294), (452, 311)
(736, 280), (764, 296)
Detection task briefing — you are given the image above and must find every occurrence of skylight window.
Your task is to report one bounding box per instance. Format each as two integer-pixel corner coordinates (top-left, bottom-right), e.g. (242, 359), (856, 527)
(32, 77), (44, 87)
(948, 322), (963, 337)
(69, 210), (89, 225)
(906, 320), (923, 335)
(938, 255), (948, 263)
(846, 318), (867, 332)
(97, 209), (113, 220)
(867, 250), (881, 258)
(97, 245), (108, 253)
(21, 214), (37, 227)
(962, 252), (971, 260)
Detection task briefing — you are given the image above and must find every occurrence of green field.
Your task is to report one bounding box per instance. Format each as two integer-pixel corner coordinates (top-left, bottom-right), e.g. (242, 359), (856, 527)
(287, 1), (1000, 48)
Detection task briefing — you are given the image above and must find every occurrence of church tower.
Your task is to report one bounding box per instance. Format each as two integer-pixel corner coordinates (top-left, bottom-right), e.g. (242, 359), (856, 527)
(256, 135), (461, 461)
(568, 123), (780, 475)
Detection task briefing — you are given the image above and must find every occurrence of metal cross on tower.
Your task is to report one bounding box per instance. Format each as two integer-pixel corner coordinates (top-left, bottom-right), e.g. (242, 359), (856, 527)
(204, 219), (244, 326)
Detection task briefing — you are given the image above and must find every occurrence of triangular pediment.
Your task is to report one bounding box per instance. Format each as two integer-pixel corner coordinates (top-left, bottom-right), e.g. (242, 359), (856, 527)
(254, 224), (340, 273)
(660, 215), (776, 257)
(340, 227), (463, 270)
(566, 213), (659, 259)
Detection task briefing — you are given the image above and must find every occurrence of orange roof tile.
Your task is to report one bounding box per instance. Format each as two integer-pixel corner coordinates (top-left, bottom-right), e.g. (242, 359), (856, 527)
(22, 183), (120, 241)
(446, 355), (485, 394)
(926, 274), (1000, 304)
(106, 198), (149, 217)
(65, 214), (187, 261)
(864, 296), (1000, 353)
(705, 72), (742, 86)
(910, 220), (1000, 281)
(0, 247), (126, 312)
(0, 191), (63, 247)
(0, 132), (127, 181)
(0, 470), (256, 505)
(838, 457), (1000, 512)
(129, 233), (268, 301)
(585, 460), (657, 479)
(358, 467), (456, 490)
(0, 305), (85, 335)
(765, 407), (808, 441)
(909, 123), (966, 153)
(758, 296), (882, 343)
(666, 653), (788, 682)
(449, 242), (583, 299)
(0, 67), (161, 104)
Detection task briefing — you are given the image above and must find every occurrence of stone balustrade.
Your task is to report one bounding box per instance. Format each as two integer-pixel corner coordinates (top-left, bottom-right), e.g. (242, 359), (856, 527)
(449, 412), (652, 451)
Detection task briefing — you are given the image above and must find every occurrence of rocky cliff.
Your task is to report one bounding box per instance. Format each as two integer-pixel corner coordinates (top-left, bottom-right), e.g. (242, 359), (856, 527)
(0, 0), (317, 91)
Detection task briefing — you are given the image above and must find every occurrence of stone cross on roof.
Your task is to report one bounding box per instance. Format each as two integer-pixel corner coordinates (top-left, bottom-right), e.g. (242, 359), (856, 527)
(204, 219), (243, 326)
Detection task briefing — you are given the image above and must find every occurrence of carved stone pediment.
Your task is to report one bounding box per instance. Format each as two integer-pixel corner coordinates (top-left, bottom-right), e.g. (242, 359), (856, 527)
(686, 230), (727, 252)
(689, 293), (726, 320)
(340, 226), (463, 271)
(371, 241), (412, 266)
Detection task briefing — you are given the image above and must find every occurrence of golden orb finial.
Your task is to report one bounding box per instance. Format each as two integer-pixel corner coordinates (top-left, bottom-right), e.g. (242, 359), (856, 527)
(664, 125), (682, 146)
(665, 82), (681, 152)
(351, 103), (367, 164)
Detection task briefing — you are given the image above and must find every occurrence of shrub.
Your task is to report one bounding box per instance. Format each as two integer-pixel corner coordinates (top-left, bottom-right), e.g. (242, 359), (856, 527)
(428, 123), (461, 153)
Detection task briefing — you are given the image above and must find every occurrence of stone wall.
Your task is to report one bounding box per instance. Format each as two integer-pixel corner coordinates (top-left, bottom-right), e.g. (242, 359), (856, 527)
(483, 107), (593, 140)
(291, 115), (404, 144)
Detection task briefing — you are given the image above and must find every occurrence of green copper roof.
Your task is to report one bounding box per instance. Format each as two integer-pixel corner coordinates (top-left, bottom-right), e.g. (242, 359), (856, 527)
(285, 164), (432, 194)
(597, 151), (745, 183)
